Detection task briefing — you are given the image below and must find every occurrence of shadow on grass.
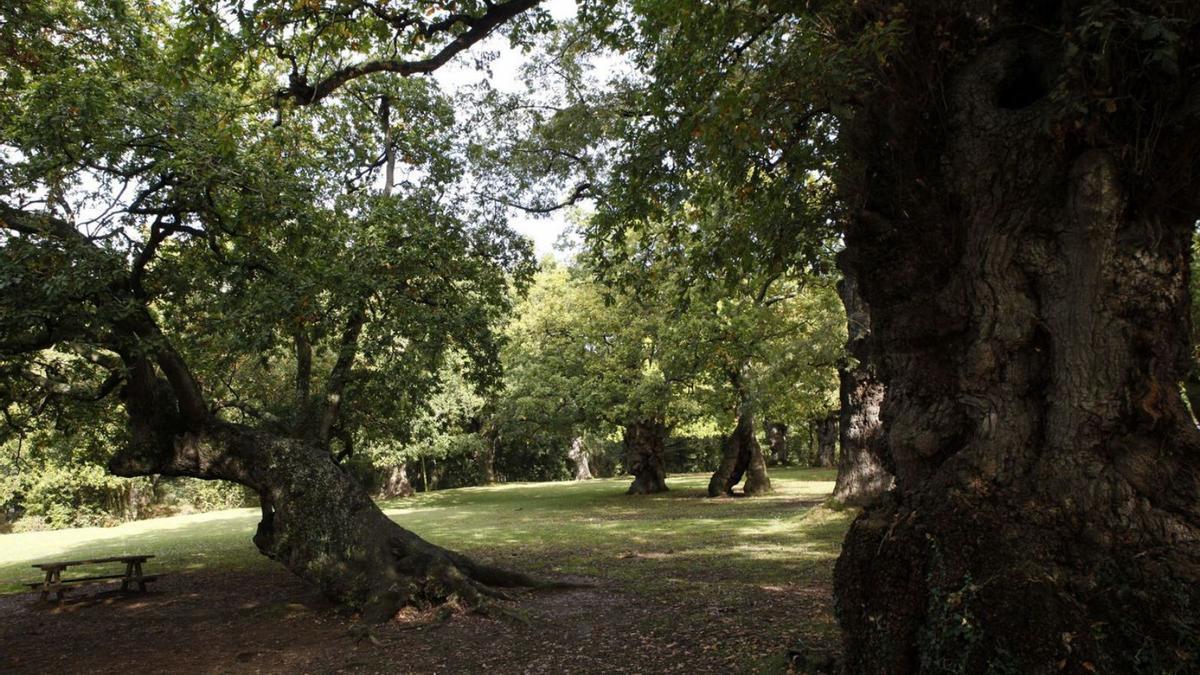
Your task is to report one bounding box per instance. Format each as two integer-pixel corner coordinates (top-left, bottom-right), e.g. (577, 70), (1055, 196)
(3, 468), (849, 602)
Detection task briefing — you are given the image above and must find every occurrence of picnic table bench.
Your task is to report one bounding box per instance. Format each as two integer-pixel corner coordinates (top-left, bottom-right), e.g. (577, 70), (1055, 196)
(29, 555), (159, 602)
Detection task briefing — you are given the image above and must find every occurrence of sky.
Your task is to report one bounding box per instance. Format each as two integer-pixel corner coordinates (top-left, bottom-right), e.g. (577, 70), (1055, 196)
(432, 0), (581, 260)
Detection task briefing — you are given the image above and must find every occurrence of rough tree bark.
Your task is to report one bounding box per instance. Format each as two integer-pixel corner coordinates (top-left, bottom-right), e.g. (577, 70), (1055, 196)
(108, 357), (553, 623)
(0, 207), (556, 625)
(766, 422), (789, 465)
(624, 419), (669, 494)
(379, 464), (415, 499)
(831, 260), (893, 507)
(568, 436), (593, 480)
(814, 414), (837, 468)
(832, 4), (1200, 672)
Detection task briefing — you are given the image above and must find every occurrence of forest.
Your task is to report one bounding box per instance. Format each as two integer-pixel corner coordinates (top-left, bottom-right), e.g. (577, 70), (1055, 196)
(2, 0), (1199, 673)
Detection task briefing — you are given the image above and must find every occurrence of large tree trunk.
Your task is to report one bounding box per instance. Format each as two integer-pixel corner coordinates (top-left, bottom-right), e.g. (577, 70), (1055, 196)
(766, 422), (789, 466)
(833, 6), (1200, 672)
(379, 464), (415, 499)
(110, 419), (546, 622)
(707, 409), (773, 497)
(107, 355), (548, 623)
(814, 414), (837, 468)
(832, 262), (893, 507)
(568, 436), (593, 480)
(624, 419), (669, 494)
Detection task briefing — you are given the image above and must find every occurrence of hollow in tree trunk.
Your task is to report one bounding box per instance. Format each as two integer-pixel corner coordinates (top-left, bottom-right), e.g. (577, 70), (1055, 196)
(832, 260), (893, 507)
(833, 7), (1200, 672)
(624, 419), (668, 494)
(568, 436), (593, 480)
(766, 422), (789, 466)
(814, 414), (837, 468)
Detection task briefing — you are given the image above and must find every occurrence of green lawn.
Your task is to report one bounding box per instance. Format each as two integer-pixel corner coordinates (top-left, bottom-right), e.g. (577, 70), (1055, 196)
(1, 468), (851, 602)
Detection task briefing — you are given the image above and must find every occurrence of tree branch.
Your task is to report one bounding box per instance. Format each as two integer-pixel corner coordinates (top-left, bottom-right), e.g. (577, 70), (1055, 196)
(277, 0), (542, 106)
(316, 307), (366, 448)
(1, 203), (210, 429)
(486, 181), (591, 214)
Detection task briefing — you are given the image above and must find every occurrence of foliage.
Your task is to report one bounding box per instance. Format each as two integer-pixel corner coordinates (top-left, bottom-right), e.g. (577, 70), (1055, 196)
(0, 0), (536, 512)
(5, 464), (127, 529)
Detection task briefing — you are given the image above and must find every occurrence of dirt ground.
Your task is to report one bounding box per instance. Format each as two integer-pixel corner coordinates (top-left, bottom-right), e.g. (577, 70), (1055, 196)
(0, 566), (837, 674)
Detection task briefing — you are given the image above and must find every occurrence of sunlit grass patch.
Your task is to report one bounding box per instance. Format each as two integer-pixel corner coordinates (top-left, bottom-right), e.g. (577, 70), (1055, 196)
(1, 468), (850, 599)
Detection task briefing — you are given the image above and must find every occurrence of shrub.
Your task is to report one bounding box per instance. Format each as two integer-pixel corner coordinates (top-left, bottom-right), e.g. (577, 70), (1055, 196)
(19, 464), (127, 528)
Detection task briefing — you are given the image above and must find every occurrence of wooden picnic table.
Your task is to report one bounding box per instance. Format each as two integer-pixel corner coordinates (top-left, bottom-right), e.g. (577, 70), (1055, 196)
(29, 555), (159, 603)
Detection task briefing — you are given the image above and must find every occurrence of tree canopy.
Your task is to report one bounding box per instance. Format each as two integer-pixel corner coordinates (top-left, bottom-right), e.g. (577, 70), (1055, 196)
(4, 0), (1200, 670)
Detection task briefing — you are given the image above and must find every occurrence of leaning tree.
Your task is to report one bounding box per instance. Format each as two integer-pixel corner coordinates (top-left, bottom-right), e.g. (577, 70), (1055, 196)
(567, 0), (1200, 670)
(0, 0), (568, 621)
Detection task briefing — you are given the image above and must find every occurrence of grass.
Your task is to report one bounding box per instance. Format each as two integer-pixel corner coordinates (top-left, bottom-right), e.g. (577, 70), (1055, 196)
(1, 467), (852, 606)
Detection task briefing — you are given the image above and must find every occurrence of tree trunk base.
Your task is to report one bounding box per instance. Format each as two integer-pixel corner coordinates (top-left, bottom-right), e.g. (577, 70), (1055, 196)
(111, 421), (563, 623)
(625, 475), (669, 495)
(836, 490), (1200, 673)
(624, 420), (669, 495)
(379, 464), (415, 499)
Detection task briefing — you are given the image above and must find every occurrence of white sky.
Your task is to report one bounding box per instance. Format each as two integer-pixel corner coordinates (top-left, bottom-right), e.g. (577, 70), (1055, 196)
(432, 0), (579, 260)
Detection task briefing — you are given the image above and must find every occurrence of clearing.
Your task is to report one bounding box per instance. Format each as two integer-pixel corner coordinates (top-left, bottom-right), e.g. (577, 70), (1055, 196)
(0, 468), (852, 674)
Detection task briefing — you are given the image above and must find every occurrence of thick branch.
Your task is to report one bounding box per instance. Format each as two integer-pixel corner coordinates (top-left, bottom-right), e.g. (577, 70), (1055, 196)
(17, 368), (124, 402)
(316, 308), (365, 447)
(1, 203), (209, 428)
(279, 0), (542, 106)
(488, 181), (591, 214)
(0, 203), (85, 241)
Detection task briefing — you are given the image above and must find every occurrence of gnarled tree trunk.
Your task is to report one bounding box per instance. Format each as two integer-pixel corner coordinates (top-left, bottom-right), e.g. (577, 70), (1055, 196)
(814, 414), (837, 468)
(832, 262), (893, 507)
(708, 368), (772, 496)
(568, 436), (593, 480)
(379, 464), (415, 499)
(766, 422), (789, 466)
(833, 7), (1200, 672)
(111, 416), (545, 622)
(624, 419), (669, 494)
(707, 409), (772, 497)
(97, 322), (548, 624)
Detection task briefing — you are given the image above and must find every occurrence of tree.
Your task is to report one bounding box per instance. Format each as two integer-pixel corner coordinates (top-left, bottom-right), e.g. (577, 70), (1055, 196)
(813, 413), (838, 468)
(506, 7), (846, 494)
(765, 421), (790, 465)
(1, 0), (558, 621)
(498, 258), (707, 494)
(829, 4), (1200, 669)
(693, 276), (843, 496)
(830, 258), (892, 506)
(361, 351), (492, 494)
(566, 436), (593, 480)
(567, 1), (1200, 670)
